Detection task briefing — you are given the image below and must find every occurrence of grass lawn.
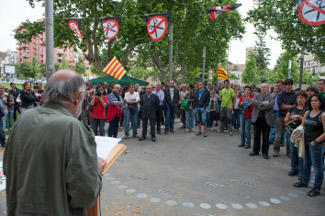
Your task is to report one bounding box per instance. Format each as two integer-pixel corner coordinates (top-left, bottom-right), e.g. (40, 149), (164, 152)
(17, 77), (46, 81)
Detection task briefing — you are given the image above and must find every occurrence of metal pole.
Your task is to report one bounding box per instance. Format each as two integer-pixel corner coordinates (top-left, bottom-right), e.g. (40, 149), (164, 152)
(168, 23), (173, 81)
(45, 0), (54, 80)
(202, 46), (206, 83)
(299, 49), (304, 89)
(288, 60), (292, 79)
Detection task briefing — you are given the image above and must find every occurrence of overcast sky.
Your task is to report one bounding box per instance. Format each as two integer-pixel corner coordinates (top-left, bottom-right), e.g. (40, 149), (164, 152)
(0, 0), (283, 69)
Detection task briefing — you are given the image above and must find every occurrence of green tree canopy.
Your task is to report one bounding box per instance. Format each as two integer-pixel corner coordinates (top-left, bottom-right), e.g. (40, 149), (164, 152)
(16, 61), (33, 78)
(18, 0), (245, 84)
(30, 56), (39, 78)
(74, 56), (87, 75)
(247, 0), (325, 63)
(242, 51), (259, 85)
(59, 56), (71, 70)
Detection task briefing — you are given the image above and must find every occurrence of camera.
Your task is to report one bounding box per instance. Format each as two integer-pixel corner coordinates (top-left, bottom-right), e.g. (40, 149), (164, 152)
(96, 91), (102, 97)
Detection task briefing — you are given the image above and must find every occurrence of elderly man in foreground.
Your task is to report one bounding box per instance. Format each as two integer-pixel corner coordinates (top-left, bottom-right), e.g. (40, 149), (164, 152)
(3, 70), (106, 215)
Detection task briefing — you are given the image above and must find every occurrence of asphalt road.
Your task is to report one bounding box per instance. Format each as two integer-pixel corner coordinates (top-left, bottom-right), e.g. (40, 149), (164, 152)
(0, 119), (324, 216)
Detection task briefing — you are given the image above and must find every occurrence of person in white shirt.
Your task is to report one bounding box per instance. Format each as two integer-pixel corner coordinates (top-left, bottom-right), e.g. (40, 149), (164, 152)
(124, 84), (140, 139)
(153, 82), (165, 134)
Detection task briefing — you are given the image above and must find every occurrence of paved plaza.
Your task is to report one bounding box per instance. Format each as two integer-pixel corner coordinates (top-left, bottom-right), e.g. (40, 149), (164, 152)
(0, 119), (324, 215)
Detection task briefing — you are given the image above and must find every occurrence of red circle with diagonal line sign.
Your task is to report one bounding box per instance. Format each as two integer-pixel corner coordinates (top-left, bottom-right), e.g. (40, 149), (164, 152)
(102, 19), (120, 39)
(147, 15), (168, 42)
(298, 0), (325, 25)
(68, 20), (83, 39)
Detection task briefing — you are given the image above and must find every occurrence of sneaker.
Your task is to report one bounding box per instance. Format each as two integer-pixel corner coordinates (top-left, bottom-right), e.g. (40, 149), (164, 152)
(306, 188), (320, 197)
(249, 152), (259, 156)
(229, 131), (234, 136)
(186, 129), (189, 133)
(288, 171), (298, 176)
(203, 132), (207, 137)
(273, 151), (279, 157)
(293, 181), (308, 187)
(263, 154), (269, 159)
(244, 146), (251, 149)
(196, 131), (201, 135)
(238, 144), (245, 147)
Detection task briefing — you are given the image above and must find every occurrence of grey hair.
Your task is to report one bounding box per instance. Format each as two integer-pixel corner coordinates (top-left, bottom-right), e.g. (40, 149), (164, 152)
(114, 84), (121, 89)
(44, 72), (86, 104)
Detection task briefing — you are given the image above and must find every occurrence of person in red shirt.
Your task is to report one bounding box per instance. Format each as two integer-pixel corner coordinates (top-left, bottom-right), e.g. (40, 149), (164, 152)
(238, 85), (254, 149)
(90, 85), (107, 136)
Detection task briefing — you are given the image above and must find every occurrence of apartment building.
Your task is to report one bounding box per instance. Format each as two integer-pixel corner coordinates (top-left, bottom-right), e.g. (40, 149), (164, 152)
(15, 19), (91, 75)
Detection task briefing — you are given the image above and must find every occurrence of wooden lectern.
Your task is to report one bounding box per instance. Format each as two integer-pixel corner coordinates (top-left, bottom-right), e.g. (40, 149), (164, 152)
(86, 143), (127, 216)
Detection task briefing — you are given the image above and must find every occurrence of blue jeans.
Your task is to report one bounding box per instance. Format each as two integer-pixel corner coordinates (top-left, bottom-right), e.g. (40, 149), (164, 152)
(195, 107), (207, 125)
(232, 108), (240, 130)
(108, 116), (120, 138)
(165, 106), (177, 131)
(2, 109), (8, 130)
(124, 108), (138, 136)
(0, 116), (6, 146)
(240, 114), (251, 147)
(286, 128), (303, 177)
(269, 111), (284, 144)
(185, 108), (194, 129)
(91, 118), (106, 136)
(302, 141), (324, 191)
(7, 108), (14, 129)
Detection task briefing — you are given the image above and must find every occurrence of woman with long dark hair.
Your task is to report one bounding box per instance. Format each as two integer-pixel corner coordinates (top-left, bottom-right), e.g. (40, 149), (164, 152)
(20, 81), (39, 113)
(284, 92), (308, 179)
(293, 94), (325, 197)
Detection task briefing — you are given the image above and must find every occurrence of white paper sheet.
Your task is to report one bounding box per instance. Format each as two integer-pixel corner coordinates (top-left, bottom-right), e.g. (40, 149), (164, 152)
(95, 136), (122, 159)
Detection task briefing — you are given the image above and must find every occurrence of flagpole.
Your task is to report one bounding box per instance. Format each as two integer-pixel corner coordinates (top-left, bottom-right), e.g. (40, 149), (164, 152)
(202, 46), (206, 83)
(168, 23), (173, 81)
(45, 0), (54, 80)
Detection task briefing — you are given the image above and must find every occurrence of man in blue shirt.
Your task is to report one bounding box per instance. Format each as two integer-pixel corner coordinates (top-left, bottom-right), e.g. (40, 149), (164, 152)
(273, 79), (296, 157)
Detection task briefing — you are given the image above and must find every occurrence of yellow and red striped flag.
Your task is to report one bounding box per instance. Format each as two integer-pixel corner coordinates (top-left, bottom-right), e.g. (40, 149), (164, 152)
(103, 56), (126, 80)
(217, 65), (229, 79)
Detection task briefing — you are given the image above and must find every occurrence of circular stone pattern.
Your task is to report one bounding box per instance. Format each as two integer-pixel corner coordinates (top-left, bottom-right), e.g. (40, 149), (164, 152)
(270, 198), (281, 204)
(200, 203), (211, 209)
(288, 192), (298, 198)
(166, 200), (177, 207)
(150, 197), (161, 203)
(231, 203), (243, 209)
(126, 188), (136, 195)
(280, 196), (291, 201)
(183, 202), (195, 208)
(216, 203), (228, 210)
(118, 185), (128, 189)
(137, 193), (147, 199)
(258, 201), (270, 207)
(246, 203), (258, 209)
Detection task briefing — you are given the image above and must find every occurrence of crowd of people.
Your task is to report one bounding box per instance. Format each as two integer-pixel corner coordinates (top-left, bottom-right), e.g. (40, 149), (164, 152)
(1, 76), (324, 197)
(74, 78), (325, 197)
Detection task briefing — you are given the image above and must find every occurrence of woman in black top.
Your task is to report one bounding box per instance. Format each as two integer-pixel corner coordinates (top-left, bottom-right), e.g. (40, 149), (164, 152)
(284, 92), (308, 178)
(20, 82), (39, 113)
(293, 94), (325, 197)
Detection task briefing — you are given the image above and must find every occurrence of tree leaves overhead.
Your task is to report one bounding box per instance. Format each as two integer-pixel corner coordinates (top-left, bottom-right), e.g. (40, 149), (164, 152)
(16, 0), (245, 83)
(246, 0), (325, 63)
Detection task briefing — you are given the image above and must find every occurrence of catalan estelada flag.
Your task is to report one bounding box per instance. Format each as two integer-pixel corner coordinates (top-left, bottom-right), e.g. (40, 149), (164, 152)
(217, 65), (229, 79)
(103, 56), (126, 80)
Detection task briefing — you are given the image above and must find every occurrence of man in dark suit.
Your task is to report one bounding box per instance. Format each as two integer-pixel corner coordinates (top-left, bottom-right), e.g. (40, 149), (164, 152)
(163, 80), (180, 134)
(250, 83), (275, 159)
(139, 85), (160, 142)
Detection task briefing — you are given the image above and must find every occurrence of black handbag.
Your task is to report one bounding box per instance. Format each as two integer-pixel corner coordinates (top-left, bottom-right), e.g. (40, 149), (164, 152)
(88, 100), (100, 112)
(285, 107), (307, 131)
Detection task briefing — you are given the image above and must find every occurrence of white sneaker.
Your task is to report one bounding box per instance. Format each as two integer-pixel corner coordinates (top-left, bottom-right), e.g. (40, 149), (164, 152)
(186, 129), (189, 133)
(5, 129), (8, 132)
